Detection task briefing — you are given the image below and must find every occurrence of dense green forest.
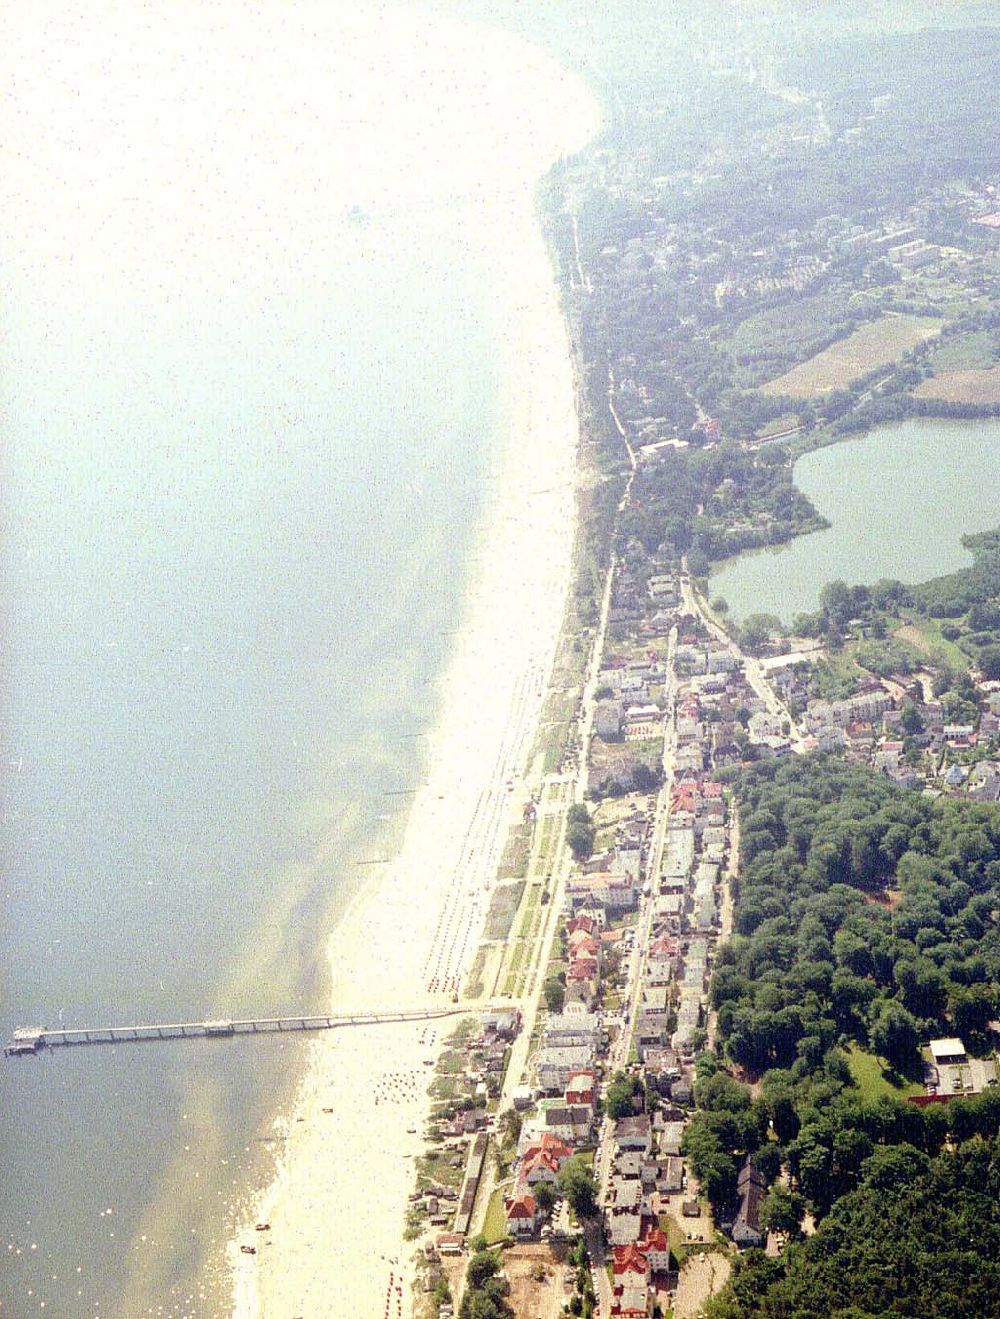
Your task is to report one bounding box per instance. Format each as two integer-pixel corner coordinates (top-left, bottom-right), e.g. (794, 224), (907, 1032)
(684, 758), (1000, 1314)
(715, 757), (1000, 1076)
(707, 1137), (1000, 1319)
(916, 529), (1000, 620)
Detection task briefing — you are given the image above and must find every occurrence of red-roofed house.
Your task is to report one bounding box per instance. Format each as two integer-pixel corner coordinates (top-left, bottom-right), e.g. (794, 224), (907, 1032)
(520, 1134), (573, 1185)
(568, 931), (601, 957)
(671, 786), (696, 813)
(640, 1225), (670, 1273)
(613, 1243), (649, 1288)
(565, 1070), (597, 1108)
(504, 1194), (540, 1237)
(568, 957), (599, 983)
(567, 914), (599, 937)
(649, 935), (677, 959)
(522, 1146), (564, 1186)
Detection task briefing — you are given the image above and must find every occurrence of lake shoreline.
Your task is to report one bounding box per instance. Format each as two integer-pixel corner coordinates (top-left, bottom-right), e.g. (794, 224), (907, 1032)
(711, 417), (1000, 626)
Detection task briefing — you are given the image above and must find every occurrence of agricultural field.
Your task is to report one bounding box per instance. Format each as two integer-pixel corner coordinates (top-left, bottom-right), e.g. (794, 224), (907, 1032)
(914, 364), (1000, 403)
(723, 289), (865, 387)
(759, 314), (944, 397)
(926, 329), (998, 372)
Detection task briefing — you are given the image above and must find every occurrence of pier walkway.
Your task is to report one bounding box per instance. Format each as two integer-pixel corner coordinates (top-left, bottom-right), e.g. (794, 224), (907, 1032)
(5, 1001), (512, 1057)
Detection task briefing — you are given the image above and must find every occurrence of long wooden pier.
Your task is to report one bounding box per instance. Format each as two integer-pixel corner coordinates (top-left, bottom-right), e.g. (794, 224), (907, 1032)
(4, 1002), (507, 1058)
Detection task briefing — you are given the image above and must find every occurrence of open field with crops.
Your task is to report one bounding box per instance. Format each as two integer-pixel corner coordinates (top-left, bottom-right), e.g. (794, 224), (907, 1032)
(759, 314), (944, 397)
(914, 364), (1000, 403)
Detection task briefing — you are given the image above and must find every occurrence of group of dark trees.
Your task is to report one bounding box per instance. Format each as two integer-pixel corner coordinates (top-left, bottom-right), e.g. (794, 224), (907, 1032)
(566, 803), (596, 860)
(604, 1069), (646, 1120)
(708, 1137), (1000, 1319)
(620, 441), (826, 567)
(460, 1246), (513, 1319)
(714, 757), (1000, 1077)
(681, 756), (1000, 1316)
(558, 1155), (599, 1220)
(563, 1237), (597, 1319)
(834, 391), (1000, 436)
(588, 756), (664, 802)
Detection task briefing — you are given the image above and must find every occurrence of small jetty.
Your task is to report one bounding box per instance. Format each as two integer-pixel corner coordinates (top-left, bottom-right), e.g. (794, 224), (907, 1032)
(4, 1003), (490, 1058)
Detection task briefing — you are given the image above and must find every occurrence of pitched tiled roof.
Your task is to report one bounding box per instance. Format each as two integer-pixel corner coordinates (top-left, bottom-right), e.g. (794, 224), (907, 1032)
(612, 1243), (649, 1276)
(504, 1194), (537, 1219)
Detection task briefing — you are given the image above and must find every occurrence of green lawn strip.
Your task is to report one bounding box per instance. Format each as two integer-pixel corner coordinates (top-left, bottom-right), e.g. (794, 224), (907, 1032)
(844, 1044), (924, 1102)
(482, 1184), (512, 1245)
(482, 880), (526, 941)
(497, 822), (533, 881)
(661, 1213), (697, 1263)
(464, 945), (488, 1000)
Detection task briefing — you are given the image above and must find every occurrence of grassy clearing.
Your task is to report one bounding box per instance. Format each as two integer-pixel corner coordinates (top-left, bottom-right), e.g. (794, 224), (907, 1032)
(759, 315), (944, 398)
(844, 1045), (924, 1102)
(756, 412), (802, 439)
(927, 329), (998, 372)
(417, 1146), (466, 1192)
(812, 648), (867, 700)
(914, 364), (1000, 403)
(893, 617), (969, 672)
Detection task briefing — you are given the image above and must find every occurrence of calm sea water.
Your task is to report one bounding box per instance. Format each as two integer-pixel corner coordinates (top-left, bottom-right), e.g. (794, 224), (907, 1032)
(0, 7), (526, 1316)
(712, 418), (1000, 623)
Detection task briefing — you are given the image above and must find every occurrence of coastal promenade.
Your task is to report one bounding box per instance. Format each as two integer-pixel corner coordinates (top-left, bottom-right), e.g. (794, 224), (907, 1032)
(4, 1002), (508, 1057)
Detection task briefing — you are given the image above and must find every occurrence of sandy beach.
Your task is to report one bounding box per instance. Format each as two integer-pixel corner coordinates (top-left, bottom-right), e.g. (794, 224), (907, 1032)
(229, 14), (600, 1319)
